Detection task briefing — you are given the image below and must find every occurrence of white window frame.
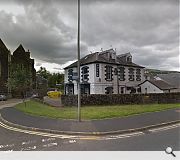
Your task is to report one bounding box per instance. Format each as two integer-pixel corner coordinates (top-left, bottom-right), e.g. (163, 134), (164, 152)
(106, 66), (112, 81)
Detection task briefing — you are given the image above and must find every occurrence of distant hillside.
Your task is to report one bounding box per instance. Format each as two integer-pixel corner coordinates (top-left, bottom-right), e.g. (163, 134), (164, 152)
(145, 68), (180, 76)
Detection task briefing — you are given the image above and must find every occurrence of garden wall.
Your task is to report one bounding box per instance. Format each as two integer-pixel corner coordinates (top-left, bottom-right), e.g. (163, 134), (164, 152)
(61, 92), (180, 106)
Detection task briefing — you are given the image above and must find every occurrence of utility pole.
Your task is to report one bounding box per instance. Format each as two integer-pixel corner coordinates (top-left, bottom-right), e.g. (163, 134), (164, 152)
(8, 50), (11, 96)
(77, 0), (81, 122)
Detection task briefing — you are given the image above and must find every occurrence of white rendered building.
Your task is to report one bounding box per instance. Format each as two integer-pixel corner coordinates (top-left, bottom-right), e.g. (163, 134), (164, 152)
(64, 49), (146, 95)
(138, 80), (176, 94)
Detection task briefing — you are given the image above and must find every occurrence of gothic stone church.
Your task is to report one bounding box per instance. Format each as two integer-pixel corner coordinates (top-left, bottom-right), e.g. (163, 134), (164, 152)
(0, 38), (36, 95)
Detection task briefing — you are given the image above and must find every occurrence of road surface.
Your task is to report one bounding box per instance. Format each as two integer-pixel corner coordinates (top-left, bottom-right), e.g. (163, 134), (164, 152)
(0, 122), (179, 151)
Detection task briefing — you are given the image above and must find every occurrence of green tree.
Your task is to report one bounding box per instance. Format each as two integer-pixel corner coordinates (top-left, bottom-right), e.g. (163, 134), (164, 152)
(36, 67), (51, 79)
(48, 73), (64, 90)
(6, 65), (31, 97)
(36, 67), (64, 91)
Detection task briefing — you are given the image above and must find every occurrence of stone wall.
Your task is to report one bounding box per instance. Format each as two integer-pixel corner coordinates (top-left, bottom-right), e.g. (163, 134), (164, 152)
(61, 93), (180, 106)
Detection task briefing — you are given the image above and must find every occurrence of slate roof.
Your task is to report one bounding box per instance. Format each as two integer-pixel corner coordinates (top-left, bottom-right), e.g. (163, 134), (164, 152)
(64, 49), (144, 69)
(0, 38), (9, 51)
(157, 73), (180, 88)
(139, 80), (176, 90)
(13, 44), (26, 54)
(12, 44), (31, 60)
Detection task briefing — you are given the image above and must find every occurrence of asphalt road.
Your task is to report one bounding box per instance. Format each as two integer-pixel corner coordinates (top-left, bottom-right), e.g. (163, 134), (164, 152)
(0, 124), (179, 151)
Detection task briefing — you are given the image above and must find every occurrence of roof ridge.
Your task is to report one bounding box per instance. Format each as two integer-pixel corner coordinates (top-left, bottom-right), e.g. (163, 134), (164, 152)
(0, 38), (9, 51)
(13, 44), (26, 53)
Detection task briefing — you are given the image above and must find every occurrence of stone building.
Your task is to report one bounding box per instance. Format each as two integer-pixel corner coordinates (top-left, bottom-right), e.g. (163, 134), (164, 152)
(0, 38), (36, 95)
(12, 44), (36, 90)
(0, 39), (11, 94)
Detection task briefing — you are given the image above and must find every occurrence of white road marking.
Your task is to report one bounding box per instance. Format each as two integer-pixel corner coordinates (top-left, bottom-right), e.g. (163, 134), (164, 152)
(149, 124), (180, 133)
(0, 144), (14, 149)
(104, 132), (144, 140)
(42, 143), (58, 148)
(5, 150), (13, 152)
(69, 140), (76, 143)
(21, 146), (37, 151)
(0, 150), (13, 153)
(22, 140), (36, 145)
(42, 138), (56, 142)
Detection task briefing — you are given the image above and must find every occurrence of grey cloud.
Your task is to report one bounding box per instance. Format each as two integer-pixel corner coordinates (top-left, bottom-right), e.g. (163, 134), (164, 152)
(2, 0), (179, 4)
(0, 0), (179, 71)
(81, 1), (178, 46)
(0, 3), (88, 64)
(132, 46), (179, 70)
(80, 0), (179, 71)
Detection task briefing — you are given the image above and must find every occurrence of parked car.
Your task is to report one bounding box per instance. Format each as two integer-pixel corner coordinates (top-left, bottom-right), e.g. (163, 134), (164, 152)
(47, 91), (62, 99)
(0, 94), (7, 101)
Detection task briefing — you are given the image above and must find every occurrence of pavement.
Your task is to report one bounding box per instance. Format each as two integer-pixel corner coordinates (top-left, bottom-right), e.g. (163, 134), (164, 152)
(0, 101), (179, 135)
(43, 96), (62, 107)
(0, 99), (22, 109)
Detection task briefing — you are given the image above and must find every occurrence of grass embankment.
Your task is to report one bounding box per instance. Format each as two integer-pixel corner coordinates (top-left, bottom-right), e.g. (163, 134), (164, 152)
(15, 100), (180, 120)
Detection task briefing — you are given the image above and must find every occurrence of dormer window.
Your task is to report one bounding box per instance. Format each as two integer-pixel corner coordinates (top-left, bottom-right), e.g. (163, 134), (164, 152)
(109, 53), (116, 60)
(127, 56), (132, 62)
(109, 54), (112, 59)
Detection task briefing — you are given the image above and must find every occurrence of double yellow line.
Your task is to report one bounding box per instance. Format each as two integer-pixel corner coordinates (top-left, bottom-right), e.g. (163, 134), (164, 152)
(0, 121), (144, 141)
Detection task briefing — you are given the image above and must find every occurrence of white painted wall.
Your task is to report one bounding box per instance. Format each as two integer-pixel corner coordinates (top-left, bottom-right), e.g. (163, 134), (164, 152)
(98, 63), (117, 94)
(64, 69), (68, 83)
(64, 67), (77, 83)
(139, 81), (163, 93)
(64, 63), (145, 95)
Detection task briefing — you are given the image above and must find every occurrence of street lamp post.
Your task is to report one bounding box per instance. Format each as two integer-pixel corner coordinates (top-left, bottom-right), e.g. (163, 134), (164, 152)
(77, 0), (81, 122)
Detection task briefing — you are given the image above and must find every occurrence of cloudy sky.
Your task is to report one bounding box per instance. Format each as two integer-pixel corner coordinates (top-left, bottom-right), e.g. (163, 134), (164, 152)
(0, 0), (179, 72)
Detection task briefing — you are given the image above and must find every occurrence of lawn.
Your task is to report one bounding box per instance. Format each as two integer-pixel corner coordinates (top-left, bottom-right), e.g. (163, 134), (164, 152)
(15, 100), (180, 120)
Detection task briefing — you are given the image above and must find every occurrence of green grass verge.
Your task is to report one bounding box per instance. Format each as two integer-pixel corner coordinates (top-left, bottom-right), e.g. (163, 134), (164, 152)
(15, 100), (180, 120)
